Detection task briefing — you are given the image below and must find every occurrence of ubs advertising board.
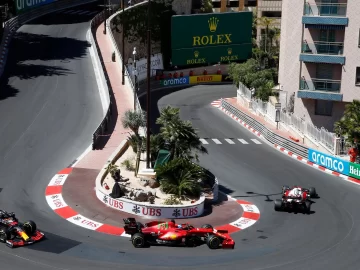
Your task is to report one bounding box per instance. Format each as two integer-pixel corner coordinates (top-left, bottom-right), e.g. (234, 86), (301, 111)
(16, 0), (55, 14)
(171, 12), (252, 66)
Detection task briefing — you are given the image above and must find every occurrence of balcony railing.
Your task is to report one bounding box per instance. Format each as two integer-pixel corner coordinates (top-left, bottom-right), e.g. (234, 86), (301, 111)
(304, 3), (347, 17)
(302, 41), (344, 55)
(300, 78), (341, 93)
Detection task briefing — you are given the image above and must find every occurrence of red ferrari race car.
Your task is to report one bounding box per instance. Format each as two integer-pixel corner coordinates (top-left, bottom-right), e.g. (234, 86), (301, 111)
(123, 218), (235, 249)
(0, 210), (44, 248)
(274, 185), (318, 214)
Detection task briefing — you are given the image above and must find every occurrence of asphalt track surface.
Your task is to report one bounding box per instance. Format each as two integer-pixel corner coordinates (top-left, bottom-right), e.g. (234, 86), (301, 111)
(0, 4), (360, 270)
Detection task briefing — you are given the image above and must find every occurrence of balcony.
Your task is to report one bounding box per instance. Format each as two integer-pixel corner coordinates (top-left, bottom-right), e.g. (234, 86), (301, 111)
(300, 40), (345, 64)
(303, 3), (348, 27)
(298, 78), (343, 101)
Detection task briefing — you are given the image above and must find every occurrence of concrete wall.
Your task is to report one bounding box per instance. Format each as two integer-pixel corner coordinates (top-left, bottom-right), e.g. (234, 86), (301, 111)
(278, 0), (303, 103)
(341, 0), (360, 102)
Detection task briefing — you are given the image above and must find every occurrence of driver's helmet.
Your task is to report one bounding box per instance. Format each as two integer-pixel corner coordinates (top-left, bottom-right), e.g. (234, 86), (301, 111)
(294, 188), (302, 196)
(177, 224), (182, 229)
(0, 210), (7, 218)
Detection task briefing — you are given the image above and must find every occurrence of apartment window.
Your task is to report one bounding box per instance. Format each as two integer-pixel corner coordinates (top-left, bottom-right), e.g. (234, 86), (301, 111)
(315, 100), (333, 116)
(356, 67), (360, 86)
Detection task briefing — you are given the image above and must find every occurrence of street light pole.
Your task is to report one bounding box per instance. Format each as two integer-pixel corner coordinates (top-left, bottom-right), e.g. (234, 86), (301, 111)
(146, 0), (151, 168)
(122, 0), (125, 85)
(133, 47), (137, 110)
(103, 0), (107, 34)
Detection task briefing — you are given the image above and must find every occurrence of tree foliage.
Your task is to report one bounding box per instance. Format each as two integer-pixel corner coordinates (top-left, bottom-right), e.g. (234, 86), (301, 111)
(200, 0), (213, 13)
(155, 158), (204, 198)
(112, 0), (174, 44)
(156, 106), (208, 161)
(334, 100), (360, 145)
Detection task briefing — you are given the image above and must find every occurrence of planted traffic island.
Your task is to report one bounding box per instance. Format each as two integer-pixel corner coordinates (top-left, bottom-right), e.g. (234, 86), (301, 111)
(95, 106), (218, 219)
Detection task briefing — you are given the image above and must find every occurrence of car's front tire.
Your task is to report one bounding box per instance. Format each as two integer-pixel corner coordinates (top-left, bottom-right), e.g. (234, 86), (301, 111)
(206, 235), (221, 249)
(23, 220), (37, 235)
(0, 228), (10, 243)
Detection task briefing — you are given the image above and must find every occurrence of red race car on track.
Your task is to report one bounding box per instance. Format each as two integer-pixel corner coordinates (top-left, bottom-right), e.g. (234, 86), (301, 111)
(0, 210), (45, 248)
(123, 218), (235, 249)
(274, 185), (318, 214)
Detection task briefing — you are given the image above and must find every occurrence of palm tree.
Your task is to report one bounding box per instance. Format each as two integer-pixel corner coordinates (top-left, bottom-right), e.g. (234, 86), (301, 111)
(155, 158), (204, 199)
(157, 106), (208, 161)
(334, 100), (360, 145)
(121, 109), (146, 176)
(257, 16), (275, 53)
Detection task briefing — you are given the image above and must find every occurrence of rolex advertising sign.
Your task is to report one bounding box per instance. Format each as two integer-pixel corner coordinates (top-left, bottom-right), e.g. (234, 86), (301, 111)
(171, 12), (253, 66)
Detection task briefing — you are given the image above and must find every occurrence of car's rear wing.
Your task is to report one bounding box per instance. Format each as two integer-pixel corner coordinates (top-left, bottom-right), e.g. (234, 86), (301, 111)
(123, 218), (140, 235)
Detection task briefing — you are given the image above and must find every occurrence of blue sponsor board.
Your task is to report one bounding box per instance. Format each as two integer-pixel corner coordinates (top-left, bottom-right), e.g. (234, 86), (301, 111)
(160, 76), (190, 87)
(16, 0), (55, 14)
(308, 148), (349, 175)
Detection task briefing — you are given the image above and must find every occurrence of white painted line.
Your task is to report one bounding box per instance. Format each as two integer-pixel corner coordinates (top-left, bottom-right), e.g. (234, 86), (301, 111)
(230, 217), (257, 230)
(225, 139), (235, 144)
(78, 11), (90, 15)
(200, 139), (209, 144)
(87, 30), (108, 116)
(240, 203), (260, 214)
(48, 174), (70, 186)
(67, 214), (103, 230)
(88, 11), (99, 16)
(212, 139), (222, 144)
(46, 194), (68, 210)
(71, 144), (92, 167)
(251, 139), (262, 144)
(238, 139), (248, 144)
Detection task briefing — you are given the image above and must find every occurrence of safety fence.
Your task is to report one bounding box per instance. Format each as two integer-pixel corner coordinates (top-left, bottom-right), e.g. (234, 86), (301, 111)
(90, 7), (119, 150)
(0, 0), (97, 78)
(221, 99), (309, 158)
(237, 83), (337, 154)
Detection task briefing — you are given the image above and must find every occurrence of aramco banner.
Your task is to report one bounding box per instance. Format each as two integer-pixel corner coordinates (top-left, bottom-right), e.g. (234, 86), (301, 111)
(171, 12), (253, 66)
(16, 0), (55, 14)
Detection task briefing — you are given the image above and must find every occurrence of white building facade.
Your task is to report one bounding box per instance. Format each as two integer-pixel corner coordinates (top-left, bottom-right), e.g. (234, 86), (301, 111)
(279, 0), (360, 131)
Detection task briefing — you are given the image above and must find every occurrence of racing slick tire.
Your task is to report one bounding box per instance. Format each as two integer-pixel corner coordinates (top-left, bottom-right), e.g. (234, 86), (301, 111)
(309, 187), (317, 198)
(131, 233), (146, 248)
(23, 220), (37, 235)
(274, 199), (283, 211)
(206, 235), (221, 249)
(201, 224), (213, 229)
(0, 228), (10, 243)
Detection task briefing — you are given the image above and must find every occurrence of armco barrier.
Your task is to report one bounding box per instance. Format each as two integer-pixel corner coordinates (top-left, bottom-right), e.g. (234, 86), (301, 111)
(90, 8), (119, 150)
(221, 98), (309, 159)
(0, 0), (98, 78)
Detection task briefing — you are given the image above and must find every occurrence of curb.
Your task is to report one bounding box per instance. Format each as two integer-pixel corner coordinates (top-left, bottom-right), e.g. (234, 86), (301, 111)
(213, 99), (360, 187)
(45, 168), (260, 237)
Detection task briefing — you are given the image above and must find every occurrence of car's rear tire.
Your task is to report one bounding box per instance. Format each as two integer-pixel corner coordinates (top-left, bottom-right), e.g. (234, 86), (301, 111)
(274, 199), (283, 211)
(23, 220), (37, 235)
(206, 235), (221, 249)
(0, 228), (10, 243)
(131, 233), (146, 248)
(201, 224), (213, 229)
(309, 187), (317, 198)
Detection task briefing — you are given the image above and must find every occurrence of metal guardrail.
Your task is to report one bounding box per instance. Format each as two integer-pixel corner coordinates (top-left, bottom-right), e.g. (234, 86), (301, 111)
(91, 8), (118, 150)
(221, 99), (309, 158)
(0, 0), (97, 78)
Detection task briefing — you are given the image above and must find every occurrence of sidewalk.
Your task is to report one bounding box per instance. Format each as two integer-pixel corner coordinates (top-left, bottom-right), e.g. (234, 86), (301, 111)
(60, 22), (242, 227)
(226, 97), (325, 152)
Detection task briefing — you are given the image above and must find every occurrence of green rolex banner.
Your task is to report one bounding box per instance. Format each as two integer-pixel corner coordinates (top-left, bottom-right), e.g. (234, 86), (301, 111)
(171, 12), (253, 66)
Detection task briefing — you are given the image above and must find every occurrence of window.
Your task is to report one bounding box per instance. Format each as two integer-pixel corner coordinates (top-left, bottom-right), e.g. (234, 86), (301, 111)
(315, 100), (333, 116)
(356, 67), (360, 86)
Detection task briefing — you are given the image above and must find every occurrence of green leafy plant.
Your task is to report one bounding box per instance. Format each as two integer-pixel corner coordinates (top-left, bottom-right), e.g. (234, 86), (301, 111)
(155, 158), (204, 198)
(163, 195), (183, 205)
(334, 100), (360, 146)
(106, 163), (120, 180)
(121, 159), (135, 171)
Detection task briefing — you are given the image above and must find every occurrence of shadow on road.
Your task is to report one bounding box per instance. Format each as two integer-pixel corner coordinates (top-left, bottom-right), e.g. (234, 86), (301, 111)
(0, 30), (91, 100)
